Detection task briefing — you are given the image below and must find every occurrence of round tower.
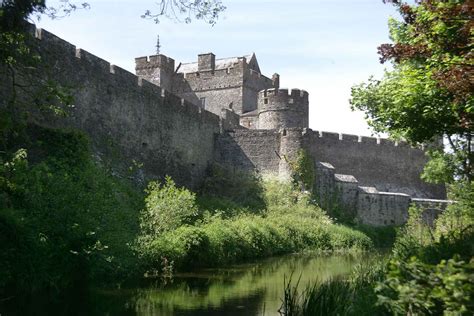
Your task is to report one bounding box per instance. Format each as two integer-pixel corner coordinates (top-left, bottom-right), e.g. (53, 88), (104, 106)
(257, 88), (309, 130)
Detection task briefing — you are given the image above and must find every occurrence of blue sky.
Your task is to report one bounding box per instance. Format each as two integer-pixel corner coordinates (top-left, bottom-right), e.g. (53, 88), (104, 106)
(36, 0), (400, 136)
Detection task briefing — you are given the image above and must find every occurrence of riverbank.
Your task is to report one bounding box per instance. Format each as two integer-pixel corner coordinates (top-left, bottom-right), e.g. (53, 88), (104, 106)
(0, 127), (374, 312)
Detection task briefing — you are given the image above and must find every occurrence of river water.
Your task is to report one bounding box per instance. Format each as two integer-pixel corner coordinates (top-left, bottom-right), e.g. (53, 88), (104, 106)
(87, 253), (364, 316)
(1, 253), (368, 315)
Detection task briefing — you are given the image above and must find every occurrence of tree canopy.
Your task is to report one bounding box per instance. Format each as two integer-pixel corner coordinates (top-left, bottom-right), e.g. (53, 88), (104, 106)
(142, 0), (226, 25)
(351, 0), (473, 182)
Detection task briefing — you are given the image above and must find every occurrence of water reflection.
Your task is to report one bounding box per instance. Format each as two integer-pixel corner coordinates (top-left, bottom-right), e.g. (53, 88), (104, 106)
(93, 253), (362, 316)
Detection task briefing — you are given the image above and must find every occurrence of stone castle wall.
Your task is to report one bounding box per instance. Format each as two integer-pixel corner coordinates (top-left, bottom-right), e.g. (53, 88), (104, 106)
(304, 130), (445, 199)
(216, 128), (448, 226)
(314, 162), (450, 226)
(217, 128), (444, 200)
(242, 69), (275, 114)
(4, 26), (226, 188)
(215, 129), (282, 177)
(0, 25), (451, 226)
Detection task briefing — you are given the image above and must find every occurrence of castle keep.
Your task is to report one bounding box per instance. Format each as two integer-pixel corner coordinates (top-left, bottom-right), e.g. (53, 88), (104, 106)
(1, 25), (450, 226)
(135, 52), (308, 130)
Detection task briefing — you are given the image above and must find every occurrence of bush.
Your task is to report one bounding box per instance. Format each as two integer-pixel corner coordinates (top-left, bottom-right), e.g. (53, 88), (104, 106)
(141, 212), (373, 273)
(140, 176), (198, 235)
(135, 177), (201, 269)
(135, 169), (373, 275)
(435, 181), (474, 240)
(377, 256), (474, 315)
(375, 180), (474, 315)
(0, 127), (143, 296)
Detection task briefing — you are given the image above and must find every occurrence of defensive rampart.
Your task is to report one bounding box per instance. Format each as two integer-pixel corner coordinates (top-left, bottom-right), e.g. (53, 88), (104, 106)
(0, 25), (450, 226)
(304, 130), (445, 199)
(2, 25), (225, 188)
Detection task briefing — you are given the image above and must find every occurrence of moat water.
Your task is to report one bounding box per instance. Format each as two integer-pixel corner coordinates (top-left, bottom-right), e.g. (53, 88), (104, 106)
(93, 253), (365, 316)
(4, 253), (372, 315)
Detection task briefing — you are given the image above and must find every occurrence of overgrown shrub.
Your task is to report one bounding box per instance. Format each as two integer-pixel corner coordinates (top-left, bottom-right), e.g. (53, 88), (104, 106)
(376, 182), (474, 316)
(435, 181), (473, 240)
(137, 178), (372, 273)
(286, 149), (315, 192)
(377, 256), (474, 315)
(141, 210), (372, 271)
(0, 127), (143, 296)
(140, 176), (198, 236)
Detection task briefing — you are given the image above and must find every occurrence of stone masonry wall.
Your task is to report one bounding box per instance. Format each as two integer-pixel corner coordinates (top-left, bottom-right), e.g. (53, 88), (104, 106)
(357, 188), (411, 226)
(3, 26), (223, 188)
(314, 162), (437, 226)
(135, 55), (276, 117)
(257, 89), (309, 130)
(304, 130), (445, 199)
(242, 69), (275, 114)
(215, 129), (282, 177)
(174, 68), (244, 115)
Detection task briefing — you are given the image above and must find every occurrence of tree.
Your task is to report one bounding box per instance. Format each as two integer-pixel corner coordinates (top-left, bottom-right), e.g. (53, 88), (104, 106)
(350, 0), (473, 183)
(142, 0), (226, 25)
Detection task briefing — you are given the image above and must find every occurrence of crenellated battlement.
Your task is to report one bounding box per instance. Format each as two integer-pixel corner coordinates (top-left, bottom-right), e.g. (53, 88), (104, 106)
(256, 88), (309, 129)
(258, 88), (308, 111)
(31, 25), (223, 123)
(135, 54), (175, 71)
(9, 24), (446, 217)
(313, 131), (412, 147)
(260, 88), (309, 98)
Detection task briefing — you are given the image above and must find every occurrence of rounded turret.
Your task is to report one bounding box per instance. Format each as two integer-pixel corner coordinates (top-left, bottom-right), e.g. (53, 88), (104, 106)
(257, 88), (309, 129)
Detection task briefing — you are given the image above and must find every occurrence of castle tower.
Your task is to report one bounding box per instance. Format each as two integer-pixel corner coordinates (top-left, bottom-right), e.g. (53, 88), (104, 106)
(135, 54), (175, 91)
(257, 88), (309, 129)
(278, 128), (305, 180)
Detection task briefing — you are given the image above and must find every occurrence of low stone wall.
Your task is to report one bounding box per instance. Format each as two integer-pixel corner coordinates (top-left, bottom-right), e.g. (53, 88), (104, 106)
(357, 188), (411, 226)
(304, 130), (446, 199)
(313, 161), (450, 226)
(411, 198), (453, 227)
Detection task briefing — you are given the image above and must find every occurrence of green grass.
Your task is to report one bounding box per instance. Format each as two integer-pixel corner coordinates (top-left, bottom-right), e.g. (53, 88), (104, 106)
(279, 258), (388, 316)
(136, 177), (373, 272)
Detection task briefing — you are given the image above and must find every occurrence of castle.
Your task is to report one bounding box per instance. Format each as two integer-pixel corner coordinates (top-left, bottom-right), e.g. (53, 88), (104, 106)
(1, 25), (450, 226)
(135, 52), (308, 130)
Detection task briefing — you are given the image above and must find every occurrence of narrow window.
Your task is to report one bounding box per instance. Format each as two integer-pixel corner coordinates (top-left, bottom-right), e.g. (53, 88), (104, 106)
(200, 97), (206, 109)
(264, 98), (268, 105)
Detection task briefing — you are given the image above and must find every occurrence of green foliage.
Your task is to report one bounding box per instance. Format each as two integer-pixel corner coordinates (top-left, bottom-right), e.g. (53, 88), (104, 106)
(435, 181), (474, 240)
(350, 3), (474, 310)
(0, 127), (143, 296)
(351, 0), (473, 181)
(141, 176), (198, 235)
(376, 180), (474, 315)
(135, 176), (199, 265)
(287, 149), (315, 192)
(399, 205), (434, 251)
(422, 149), (458, 184)
(140, 213), (372, 272)
(137, 179), (372, 274)
(279, 259), (387, 316)
(377, 256), (474, 315)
